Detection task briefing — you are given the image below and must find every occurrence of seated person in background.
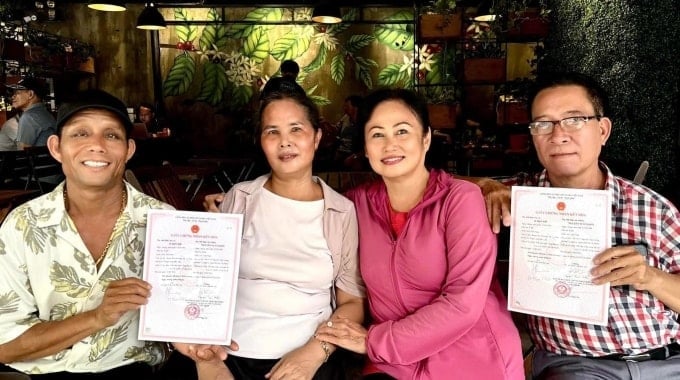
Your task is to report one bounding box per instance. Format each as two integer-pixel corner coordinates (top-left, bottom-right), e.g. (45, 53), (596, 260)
(0, 112), (20, 151)
(8, 77), (56, 149)
(333, 95), (363, 170)
(0, 89), (220, 379)
(315, 88), (523, 379)
(188, 82), (365, 380)
(136, 102), (168, 137)
(476, 72), (680, 380)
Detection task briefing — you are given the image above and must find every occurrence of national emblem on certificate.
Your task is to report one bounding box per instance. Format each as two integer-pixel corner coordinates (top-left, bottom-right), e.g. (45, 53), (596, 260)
(138, 209), (243, 344)
(508, 186), (611, 326)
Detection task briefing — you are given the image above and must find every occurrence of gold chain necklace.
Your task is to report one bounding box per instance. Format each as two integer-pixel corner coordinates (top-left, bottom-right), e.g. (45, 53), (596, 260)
(64, 185), (127, 271)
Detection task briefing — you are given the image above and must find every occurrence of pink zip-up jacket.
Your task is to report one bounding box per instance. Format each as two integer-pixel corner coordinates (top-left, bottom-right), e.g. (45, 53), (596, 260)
(346, 169), (523, 379)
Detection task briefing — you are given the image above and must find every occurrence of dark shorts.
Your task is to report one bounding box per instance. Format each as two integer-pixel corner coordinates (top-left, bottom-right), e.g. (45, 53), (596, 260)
(0, 362), (153, 380)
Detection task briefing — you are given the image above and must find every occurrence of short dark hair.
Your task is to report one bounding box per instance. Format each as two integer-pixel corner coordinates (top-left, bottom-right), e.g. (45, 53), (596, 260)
(258, 88), (320, 135)
(280, 60), (300, 77)
(355, 88), (430, 150)
(529, 72), (609, 118)
(138, 102), (155, 114)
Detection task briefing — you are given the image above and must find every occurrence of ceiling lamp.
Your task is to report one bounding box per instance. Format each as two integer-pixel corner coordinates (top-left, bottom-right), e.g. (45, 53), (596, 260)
(472, 0), (497, 22)
(312, 3), (342, 24)
(136, 3), (166, 30)
(88, 1), (126, 11)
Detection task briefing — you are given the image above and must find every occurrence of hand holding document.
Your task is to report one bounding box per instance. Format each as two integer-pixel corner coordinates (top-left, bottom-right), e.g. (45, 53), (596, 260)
(139, 210), (243, 345)
(508, 186), (611, 325)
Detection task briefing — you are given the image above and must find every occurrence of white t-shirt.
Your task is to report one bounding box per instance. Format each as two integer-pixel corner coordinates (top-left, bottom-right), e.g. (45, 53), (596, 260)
(0, 115), (19, 151)
(232, 188), (333, 359)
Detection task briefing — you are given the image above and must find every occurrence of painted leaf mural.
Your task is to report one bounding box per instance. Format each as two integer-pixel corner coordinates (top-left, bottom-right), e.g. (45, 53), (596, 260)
(374, 11), (414, 51)
(197, 62), (228, 106)
(160, 6), (422, 113)
(243, 27), (270, 64)
(270, 27), (314, 62)
(199, 8), (228, 51)
(163, 53), (196, 97)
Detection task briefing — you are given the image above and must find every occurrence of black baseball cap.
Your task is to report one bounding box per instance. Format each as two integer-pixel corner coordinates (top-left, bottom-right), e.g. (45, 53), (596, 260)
(56, 89), (133, 136)
(7, 77), (48, 98)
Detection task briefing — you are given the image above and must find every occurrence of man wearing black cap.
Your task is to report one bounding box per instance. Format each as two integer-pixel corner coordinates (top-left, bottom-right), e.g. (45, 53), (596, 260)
(8, 77), (56, 149)
(0, 89), (185, 378)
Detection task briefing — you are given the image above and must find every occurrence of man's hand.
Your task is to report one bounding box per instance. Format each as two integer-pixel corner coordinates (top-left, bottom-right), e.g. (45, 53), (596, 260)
(94, 278), (151, 328)
(203, 193), (224, 212)
(314, 318), (367, 355)
(172, 341), (236, 362)
(591, 245), (658, 290)
(477, 178), (512, 233)
(265, 341), (325, 380)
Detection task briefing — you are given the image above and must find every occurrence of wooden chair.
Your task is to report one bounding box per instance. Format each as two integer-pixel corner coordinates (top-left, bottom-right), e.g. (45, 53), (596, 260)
(23, 146), (64, 193)
(125, 164), (193, 210)
(0, 150), (31, 190)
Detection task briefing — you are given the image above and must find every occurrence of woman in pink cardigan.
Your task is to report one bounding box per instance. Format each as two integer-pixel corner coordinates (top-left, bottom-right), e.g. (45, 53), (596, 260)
(315, 89), (523, 379)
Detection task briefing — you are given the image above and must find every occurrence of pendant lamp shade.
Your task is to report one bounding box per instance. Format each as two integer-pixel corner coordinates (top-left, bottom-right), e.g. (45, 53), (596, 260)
(136, 4), (166, 30)
(473, 0), (497, 22)
(88, 1), (126, 11)
(312, 4), (342, 24)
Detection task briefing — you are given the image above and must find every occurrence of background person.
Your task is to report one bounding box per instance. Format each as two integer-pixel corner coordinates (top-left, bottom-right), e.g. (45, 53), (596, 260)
(7, 77), (55, 149)
(478, 72), (680, 379)
(315, 88), (523, 379)
(0, 112), (20, 151)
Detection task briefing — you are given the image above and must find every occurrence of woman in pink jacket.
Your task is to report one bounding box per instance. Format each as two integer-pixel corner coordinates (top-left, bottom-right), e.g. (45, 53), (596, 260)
(315, 89), (523, 379)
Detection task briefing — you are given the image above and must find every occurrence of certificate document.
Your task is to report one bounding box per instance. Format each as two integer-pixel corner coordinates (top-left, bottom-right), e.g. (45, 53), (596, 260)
(508, 186), (611, 326)
(139, 210), (243, 344)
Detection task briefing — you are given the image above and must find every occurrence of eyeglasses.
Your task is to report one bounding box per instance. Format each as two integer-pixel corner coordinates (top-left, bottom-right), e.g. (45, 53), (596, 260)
(528, 116), (601, 135)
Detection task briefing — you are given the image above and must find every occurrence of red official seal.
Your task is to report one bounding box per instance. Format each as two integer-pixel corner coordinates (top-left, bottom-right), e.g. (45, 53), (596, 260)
(184, 304), (200, 320)
(553, 282), (571, 298)
(191, 225), (200, 233)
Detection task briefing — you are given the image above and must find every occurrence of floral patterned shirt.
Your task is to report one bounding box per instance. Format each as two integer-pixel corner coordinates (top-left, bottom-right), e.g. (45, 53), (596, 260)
(0, 182), (173, 374)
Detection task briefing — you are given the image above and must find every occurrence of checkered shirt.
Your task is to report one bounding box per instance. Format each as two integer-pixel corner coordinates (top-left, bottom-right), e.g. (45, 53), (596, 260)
(527, 163), (680, 356)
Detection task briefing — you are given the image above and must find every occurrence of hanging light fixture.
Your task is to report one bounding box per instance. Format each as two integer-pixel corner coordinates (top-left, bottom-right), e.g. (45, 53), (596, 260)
(136, 3), (166, 30)
(311, 3), (342, 24)
(472, 0), (497, 22)
(88, 1), (126, 12)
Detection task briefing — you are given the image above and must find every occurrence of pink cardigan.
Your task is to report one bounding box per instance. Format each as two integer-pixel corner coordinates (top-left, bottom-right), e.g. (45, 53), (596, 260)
(346, 170), (523, 380)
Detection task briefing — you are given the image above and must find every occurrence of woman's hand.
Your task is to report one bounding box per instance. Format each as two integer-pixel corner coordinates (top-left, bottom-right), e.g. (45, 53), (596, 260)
(172, 341), (237, 362)
(265, 340), (326, 380)
(315, 317), (367, 354)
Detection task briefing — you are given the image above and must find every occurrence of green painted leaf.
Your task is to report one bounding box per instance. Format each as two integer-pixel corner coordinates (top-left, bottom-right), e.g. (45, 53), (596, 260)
(345, 35), (375, 53)
(303, 45), (328, 73)
(271, 30), (312, 61)
(309, 95), (332, 106)
(174, 8), (198, 43)
(356, 62), (373, 89)
(199, 8), (228, 51)
(163, 54), (196, 97)
(243, 27), (270, 64)
(327, 8), (358, 35)
(354, 56), (378, 69)
(330, 54), (346, 84)
(373, 10), (415, 51)
(197, 62), (228, 106)
(226, 8), (284, 38)
(230, 85), (253, 108)
(378, 63), (406, 86)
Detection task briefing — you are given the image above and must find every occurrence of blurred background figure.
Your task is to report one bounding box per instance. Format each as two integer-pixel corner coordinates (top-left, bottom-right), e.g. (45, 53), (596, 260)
(8, 77), (55, 149)
(0, 112), (20, 151)
(333, 95), (366, 171)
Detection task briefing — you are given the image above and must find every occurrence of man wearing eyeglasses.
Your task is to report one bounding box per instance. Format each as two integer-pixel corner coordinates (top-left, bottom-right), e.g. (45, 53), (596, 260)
(476, 72), (680, 379)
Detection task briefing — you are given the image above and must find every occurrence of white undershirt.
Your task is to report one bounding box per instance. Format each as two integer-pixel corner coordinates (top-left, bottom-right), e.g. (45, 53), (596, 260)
(231, 187), (333, 359)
